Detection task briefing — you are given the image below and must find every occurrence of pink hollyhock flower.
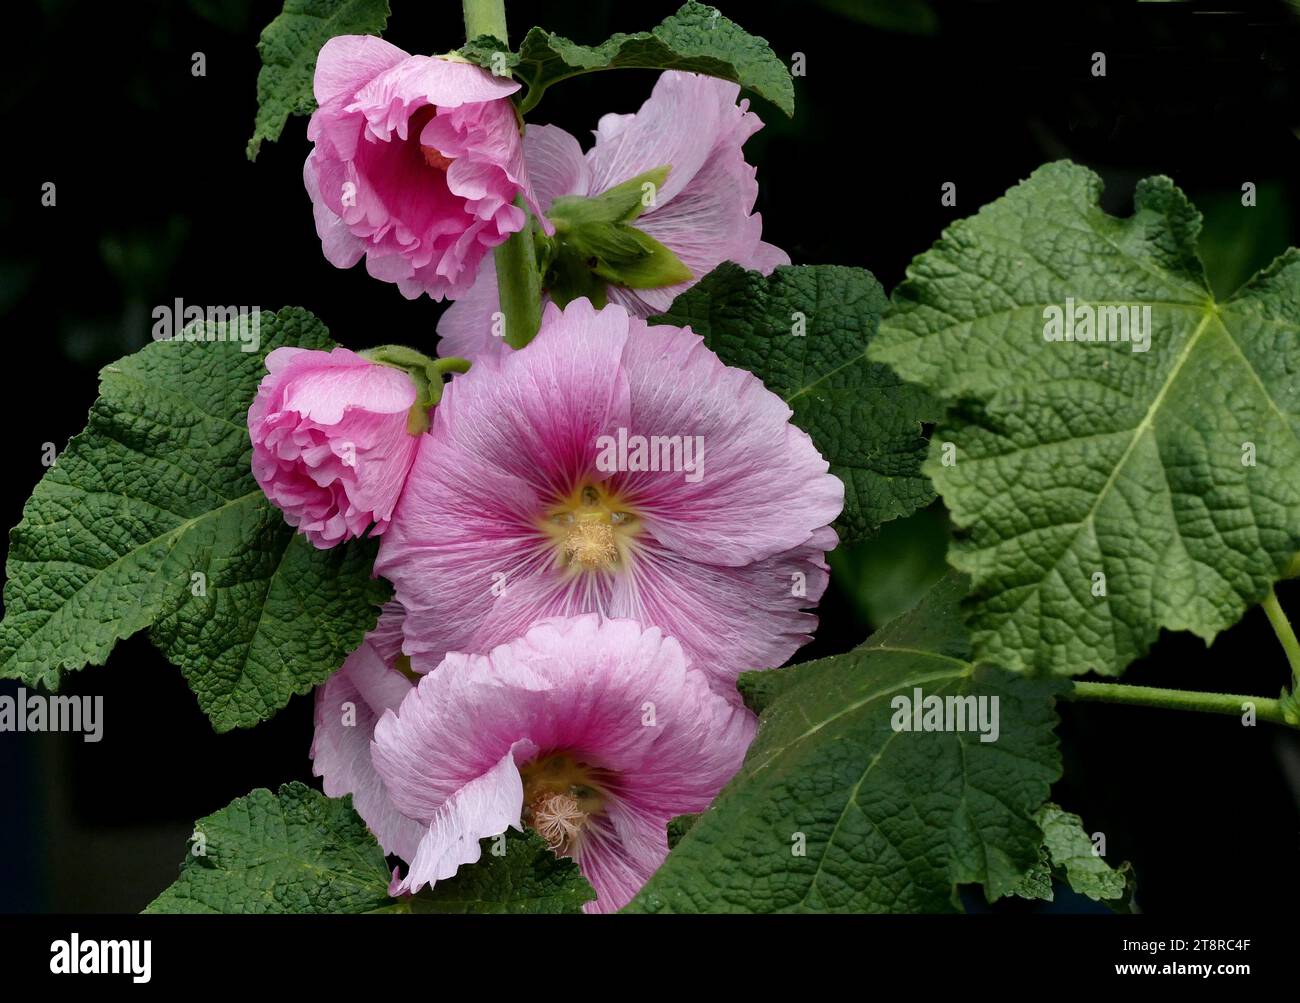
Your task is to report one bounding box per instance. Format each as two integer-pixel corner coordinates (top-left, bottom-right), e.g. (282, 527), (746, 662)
(304, 35), (546, 300)
(376, 298), (843, 697)
(367, 614), (756, 912)
(437, 70), (789, 361)
(249, 346), (423, 547)
(311, 602), (426, 862)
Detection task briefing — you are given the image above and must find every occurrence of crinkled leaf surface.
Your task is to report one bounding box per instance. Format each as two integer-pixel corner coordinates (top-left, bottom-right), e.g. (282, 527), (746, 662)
(625, 574), (1063, 913)
(1035, 803), (1131, 903)
(871, 161), (1300, 677)
(1013, 803), (1134, 906)
(461, 1), (793, 116)
(148, 786), (593, 915)
(146, 784), (393, 914)
(0, 307), (389, 731)
(653, 263), (939, 542)
(247, 0), (392, 160)
(375, 830), (594, 914)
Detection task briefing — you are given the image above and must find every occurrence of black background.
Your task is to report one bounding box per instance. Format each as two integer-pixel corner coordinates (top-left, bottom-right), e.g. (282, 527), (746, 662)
(1, 0), (1298, 913)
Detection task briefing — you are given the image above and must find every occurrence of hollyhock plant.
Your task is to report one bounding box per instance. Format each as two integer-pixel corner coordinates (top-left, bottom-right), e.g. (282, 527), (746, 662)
(362, 614), (757, 913)
(437, 70), (789, 362)
(249, 346), (428, 547)
(376, 298), (843, 697)
(304, 34), (547, 300)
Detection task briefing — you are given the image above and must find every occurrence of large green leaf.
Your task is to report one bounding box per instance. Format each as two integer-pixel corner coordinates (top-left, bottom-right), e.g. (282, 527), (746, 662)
(461, 1), (794, 116)
(870, 161), (1300, 677)
(374, 830), (595, 914)
(146, 784), (393, 914)
(147, 784), (594, 915)
(247, 0), (392, 161)
(0, 307), (389, 731)
(652, 263), (939, 542)
(625, 574), (1063, 913)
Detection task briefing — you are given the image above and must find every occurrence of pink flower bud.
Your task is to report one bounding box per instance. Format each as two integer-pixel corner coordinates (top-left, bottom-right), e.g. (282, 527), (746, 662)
(248, 346), (423, 547)
(303, 35), (546, 301)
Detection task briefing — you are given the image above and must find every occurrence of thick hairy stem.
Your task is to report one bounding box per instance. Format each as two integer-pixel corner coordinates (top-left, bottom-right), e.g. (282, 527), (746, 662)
(463, 0), (544, 349)
(494, 214), (545, 350)
(462, 0), (507, 42)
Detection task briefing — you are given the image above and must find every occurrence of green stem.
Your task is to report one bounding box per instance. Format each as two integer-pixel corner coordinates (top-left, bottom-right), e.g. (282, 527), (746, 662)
(1262, 585), (1300, 690)
(462, 0), (544, 349)
(462, 0), (507, 42)
(495, 208), (544, 349)
(1065, 680), (1298, 729)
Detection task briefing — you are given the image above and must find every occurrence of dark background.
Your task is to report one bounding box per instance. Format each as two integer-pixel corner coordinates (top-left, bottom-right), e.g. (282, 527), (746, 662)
(1, 0), (1298, 913)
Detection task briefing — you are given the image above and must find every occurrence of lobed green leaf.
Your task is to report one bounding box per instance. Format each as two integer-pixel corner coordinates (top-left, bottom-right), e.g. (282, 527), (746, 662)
(0, 307), (389, 731)
(871, 161), (1300, 677)
(460, 2), (794, 116)
(247, 0), (392, 160)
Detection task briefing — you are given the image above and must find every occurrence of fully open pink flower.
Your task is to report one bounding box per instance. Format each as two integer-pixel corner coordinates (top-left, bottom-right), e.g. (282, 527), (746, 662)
(249, 346), (422, 547)
(366, 614), (756, 912)
(376, 298), (843, 696)
(304, 35), (546, 300)
(437, 71), (789, 361)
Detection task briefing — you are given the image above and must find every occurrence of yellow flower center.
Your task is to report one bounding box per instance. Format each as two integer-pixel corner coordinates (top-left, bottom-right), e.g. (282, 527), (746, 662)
(520, 753), (610, 855)
(542, 483), (639, 573)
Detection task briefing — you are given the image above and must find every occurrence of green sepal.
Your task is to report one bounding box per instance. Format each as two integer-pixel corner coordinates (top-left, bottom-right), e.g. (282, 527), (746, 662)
(540, 167), (691, 306)
(361, 345), (470, 431)
(548, 166), (669, 228)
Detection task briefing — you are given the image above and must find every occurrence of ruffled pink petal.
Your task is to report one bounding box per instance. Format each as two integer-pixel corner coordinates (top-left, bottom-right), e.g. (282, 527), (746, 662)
(629, 123), (789, 312)
(348, 56), (519, 139)
(274, 349), (415, 423)
(311, 637), (424, 861)
(742, 233), (790, 274)
(249, 348), (422, 547)
(387, 744), (531, 895)
(610, 527), (836, 696)
(303, 154), (366, 268)
(313, 34), (409, 106)
(424, 298), (630, 495)
(422, 97), (549, 232)
(434, 253), (508, 363)
(609, 317), (843, 565)
(573, 651), (753, 915)
(584, 72), (730, 204)
(371, 653), (538, 817)
(523, 123), (590, 209)
(329, 407), (423, 522)
(374, 437), (556, 667)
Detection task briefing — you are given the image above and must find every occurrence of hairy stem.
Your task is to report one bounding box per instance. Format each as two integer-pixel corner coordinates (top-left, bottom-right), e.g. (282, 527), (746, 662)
(462, 0), (507, 42)
(1065, 680), (1297, 729)
(495, 209), (544, 349)
(463, 0), (544, 349)
(1261, 585), (1300, 691)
